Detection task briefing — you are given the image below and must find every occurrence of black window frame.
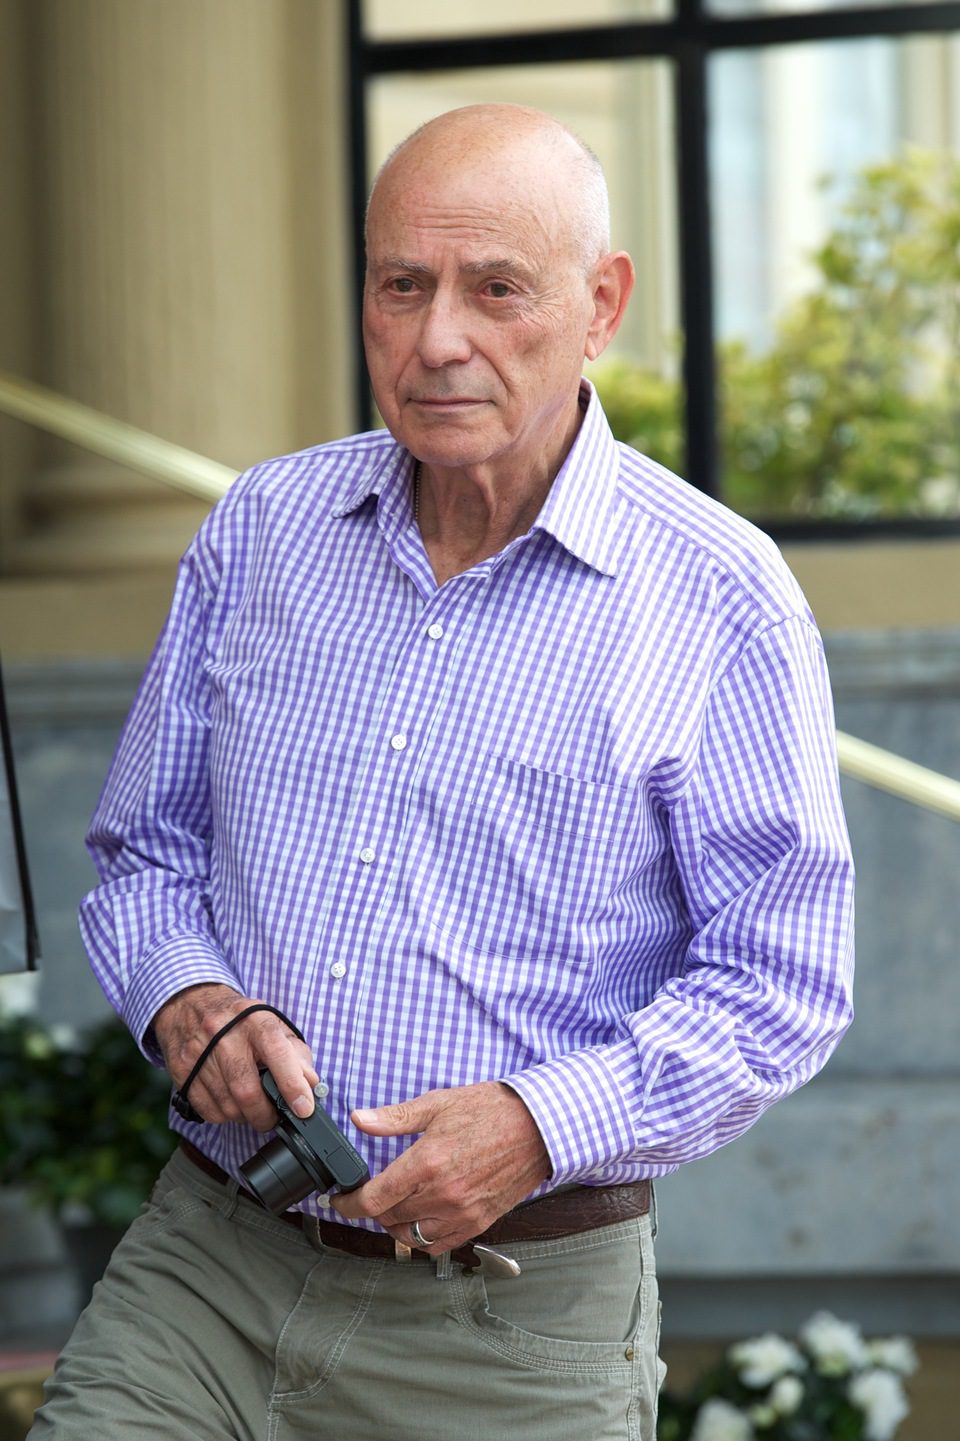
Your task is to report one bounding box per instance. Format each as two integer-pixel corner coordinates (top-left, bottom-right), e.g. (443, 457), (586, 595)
(347, 0), (960, 542)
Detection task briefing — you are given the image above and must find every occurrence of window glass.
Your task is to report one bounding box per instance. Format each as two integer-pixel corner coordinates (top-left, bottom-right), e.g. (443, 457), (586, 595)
(364, 0), (672, 40)
(710, 0), (945, 12)
(368, 61), (683, 471)
(711, 35), (960, 521)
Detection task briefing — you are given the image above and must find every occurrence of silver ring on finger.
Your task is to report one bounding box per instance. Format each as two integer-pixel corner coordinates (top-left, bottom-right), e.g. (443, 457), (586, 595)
(411, 1220), (434, 1248)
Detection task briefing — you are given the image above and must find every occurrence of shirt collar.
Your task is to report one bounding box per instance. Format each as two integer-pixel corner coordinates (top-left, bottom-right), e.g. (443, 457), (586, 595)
(331, 378), (624, 577)
(331, 442), (412, 522)
(530, 379), (623, 577)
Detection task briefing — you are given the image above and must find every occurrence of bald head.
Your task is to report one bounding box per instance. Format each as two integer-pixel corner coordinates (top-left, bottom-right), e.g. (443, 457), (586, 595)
(368, 105), (611, 274)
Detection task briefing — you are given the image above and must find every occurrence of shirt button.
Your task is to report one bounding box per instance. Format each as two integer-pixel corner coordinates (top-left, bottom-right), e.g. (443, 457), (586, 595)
(359, 847), (376, 864)
(330, 961), (346, 979)
(390, 733), (407, 751)
(427, 623), (444, 640)
(314, 1080), (330, 1099)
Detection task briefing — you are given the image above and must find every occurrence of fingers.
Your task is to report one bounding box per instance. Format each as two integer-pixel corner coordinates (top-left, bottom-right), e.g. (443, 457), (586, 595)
(197, 1022), (317, 1129)
(247, 1020), (318, 1121)
(153, 984), (318, 1129)
(332, 1081), (551, 1250)
(351, 1094), (441, 1136)
(331, 1145), (426, 1225)
(404, 1218), (456, 1255)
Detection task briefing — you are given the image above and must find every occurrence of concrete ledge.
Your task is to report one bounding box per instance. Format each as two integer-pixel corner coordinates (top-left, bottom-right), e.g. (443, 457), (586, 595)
(656, 1076), (960, 1276)
(825, 628), (960, 698)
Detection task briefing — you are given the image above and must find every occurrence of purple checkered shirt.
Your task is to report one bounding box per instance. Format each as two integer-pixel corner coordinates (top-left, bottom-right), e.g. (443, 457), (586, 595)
(80, 382), (854, 1220)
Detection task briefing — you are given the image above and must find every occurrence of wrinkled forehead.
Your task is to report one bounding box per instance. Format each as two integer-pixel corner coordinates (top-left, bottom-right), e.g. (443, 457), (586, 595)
(367, 132), (582, 268)
(365, 204), (563, 282)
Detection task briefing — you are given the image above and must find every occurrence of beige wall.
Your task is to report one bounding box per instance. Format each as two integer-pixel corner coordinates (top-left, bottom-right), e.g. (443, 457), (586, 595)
(785, 540), (960, 634)
(0, 0), (38, 572)
(1, 0), (352, 655)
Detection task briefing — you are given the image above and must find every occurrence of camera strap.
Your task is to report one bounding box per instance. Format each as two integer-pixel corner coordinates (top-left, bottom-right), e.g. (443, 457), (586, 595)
(171, 1004), (307, 1123)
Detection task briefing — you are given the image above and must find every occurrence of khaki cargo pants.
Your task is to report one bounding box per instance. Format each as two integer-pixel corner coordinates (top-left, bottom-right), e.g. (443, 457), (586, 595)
(30, 1147), (665, 1440)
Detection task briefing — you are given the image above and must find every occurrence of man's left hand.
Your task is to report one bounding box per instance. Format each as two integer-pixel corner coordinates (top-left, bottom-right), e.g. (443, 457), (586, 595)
(330, 1081), (551, 1254)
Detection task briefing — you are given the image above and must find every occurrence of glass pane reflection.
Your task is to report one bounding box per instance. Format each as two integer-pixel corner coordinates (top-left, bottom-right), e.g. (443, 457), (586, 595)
(364, 0), (672, 40)
(711, 36), (960, 522)
(709, 0), (949, 14)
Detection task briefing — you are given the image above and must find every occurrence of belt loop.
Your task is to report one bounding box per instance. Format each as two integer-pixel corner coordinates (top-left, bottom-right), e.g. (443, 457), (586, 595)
(302, 1215), (324, 1252)
(220, 1178), (241, 1221)
(649, 1182), (658, 1241)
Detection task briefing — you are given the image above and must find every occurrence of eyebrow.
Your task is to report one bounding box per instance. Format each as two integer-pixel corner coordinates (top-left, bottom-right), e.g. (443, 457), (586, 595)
(373, 256), (433, 276)
(460, 258), (533, 280)
(371, 255), (535, 283)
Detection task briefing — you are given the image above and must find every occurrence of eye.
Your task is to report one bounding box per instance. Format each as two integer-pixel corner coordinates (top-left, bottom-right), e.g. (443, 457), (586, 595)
(388, 276), (418, 294)
(483, 281), (514, 299)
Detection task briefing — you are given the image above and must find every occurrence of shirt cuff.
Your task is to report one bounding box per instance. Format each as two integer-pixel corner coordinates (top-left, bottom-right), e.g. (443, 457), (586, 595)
(122, 933), (242, 1063)
(501, 1041), (639, 1187)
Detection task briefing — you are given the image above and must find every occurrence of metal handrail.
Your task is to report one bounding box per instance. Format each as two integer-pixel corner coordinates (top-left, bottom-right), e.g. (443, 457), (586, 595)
(0, 369), (235, 502)
(835, 733), (960, 823)
(2, 368), (959, 822)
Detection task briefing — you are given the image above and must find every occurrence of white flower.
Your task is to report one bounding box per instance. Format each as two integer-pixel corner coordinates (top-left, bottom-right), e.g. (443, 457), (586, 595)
(730, 1332), (806, 1388)
(769, 1375), (805, 1416)
(800, 1310), (869, 1375)
(747, 1403), (777, 1428)
(867, 1336), (919, 1377)
(0, 972), (39, 1017)
(690, 1398), (754, 1441)
(848, 1367), (910, 1441)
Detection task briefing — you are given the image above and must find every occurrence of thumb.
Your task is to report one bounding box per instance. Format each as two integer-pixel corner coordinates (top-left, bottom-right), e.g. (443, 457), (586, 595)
(351, 1091), (443, 1136)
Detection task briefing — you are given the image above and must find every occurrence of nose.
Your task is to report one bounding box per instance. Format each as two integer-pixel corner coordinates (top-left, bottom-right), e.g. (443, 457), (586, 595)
(416, 293), (472, 368)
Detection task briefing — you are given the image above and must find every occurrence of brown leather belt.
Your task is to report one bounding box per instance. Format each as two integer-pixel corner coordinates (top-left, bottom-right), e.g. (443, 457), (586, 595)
(179, 1138), (650, 1270)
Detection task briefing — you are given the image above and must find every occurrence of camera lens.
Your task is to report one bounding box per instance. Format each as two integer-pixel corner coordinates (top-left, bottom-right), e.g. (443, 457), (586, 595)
(240, 1136), (315, 1213)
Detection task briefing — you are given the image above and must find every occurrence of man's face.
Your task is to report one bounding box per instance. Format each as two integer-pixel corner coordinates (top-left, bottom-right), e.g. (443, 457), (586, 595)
(363, 144), (598, 481)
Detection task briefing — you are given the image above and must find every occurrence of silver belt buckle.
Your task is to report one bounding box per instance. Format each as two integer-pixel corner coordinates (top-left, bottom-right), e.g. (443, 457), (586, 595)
(473, 1243), (522, 1278)
(394, 1239), (412, 1263)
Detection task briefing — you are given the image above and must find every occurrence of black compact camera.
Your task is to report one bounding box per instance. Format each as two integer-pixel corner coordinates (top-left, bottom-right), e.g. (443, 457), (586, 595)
(240, 1071), (369, 1214)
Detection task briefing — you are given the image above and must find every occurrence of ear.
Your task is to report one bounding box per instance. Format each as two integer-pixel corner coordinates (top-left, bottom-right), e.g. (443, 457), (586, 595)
(584, 251), (636, 362)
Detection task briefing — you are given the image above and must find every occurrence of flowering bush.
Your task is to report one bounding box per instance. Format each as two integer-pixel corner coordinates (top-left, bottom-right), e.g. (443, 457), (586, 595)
(657, 1312), (918, 1441)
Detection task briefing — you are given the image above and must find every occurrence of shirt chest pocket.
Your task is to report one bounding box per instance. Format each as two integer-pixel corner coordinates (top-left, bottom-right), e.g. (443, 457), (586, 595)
(412, 753), (660, 964)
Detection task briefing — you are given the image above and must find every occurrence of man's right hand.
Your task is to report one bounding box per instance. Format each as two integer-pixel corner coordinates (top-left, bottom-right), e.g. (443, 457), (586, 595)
(152, 983), (319, 1131)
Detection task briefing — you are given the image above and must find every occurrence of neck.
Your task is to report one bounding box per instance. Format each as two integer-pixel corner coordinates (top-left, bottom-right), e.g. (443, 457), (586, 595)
(411, 462), (551, 587)
(412, 395), (586, 584)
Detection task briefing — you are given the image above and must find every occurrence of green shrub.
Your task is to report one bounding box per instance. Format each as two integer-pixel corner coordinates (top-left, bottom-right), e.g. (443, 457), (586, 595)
(0, 1009), (175, 1227)
(593, 150), (960, 522)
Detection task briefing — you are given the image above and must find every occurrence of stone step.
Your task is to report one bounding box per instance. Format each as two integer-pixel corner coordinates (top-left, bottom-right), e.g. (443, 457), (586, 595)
(24, 462), (210, 519)
(11, 463), (210, 578)
(10, 512), (207, 577)
(1, 573), (177, 660)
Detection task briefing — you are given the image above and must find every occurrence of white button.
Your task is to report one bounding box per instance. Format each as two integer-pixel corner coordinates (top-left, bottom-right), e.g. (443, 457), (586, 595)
(427, 623), (444, 640)
(359, 846), (376, 864)
(390, 733), (407, 752)
(314, 1081), (330, 1099)
(330, 961), (346, 979)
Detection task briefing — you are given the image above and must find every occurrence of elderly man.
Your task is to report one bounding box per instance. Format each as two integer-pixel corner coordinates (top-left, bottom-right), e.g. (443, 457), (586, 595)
(31, 105), (853, 1441)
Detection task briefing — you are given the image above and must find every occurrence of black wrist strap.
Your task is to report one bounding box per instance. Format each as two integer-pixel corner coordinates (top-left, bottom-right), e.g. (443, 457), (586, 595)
(171, 1004), (306, 1124)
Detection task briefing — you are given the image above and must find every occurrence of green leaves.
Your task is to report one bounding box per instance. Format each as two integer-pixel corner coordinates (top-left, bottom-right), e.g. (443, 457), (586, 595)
(0, 1010), (176, 1225)
(594, 149), (960, 522)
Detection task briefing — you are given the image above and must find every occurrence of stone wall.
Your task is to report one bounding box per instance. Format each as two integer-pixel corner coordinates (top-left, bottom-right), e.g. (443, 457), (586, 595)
(656, 630), (960, 1337)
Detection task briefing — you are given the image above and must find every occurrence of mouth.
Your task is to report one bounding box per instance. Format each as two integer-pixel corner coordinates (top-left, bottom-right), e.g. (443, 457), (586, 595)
(409, 397), (488, 410)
